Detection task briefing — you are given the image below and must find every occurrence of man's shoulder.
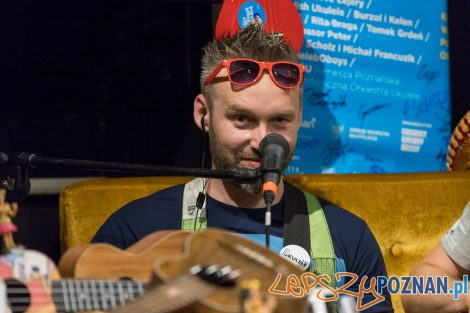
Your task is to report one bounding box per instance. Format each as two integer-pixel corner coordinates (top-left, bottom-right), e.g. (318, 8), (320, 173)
(285, 181), (366, 229)
(318, 197), (367, 229)
(104, 185), (184, 232)
(317, 196), (373, 248)
(114, 184), (186, 218)
(92, 184), (186, 247)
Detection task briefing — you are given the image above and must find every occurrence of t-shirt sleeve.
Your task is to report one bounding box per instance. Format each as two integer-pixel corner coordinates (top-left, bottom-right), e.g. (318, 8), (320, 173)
(92, 212), (139, 249)
(91, 185), (184, 249)
(346, 223), (394, 313)
(441, 201), (470, 270)
(322, 199), (394, 312)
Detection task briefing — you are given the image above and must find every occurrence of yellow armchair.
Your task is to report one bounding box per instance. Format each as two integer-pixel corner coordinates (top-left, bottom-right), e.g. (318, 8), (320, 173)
(60, 171), (470, 312)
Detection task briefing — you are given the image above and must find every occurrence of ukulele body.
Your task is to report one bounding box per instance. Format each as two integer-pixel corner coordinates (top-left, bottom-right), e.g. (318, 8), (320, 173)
(0, 248), (60, 313)
(59, 231), (190, 282)
(152, 230), (308, 313)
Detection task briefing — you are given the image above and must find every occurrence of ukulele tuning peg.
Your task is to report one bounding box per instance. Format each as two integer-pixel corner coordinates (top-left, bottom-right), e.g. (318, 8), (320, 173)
(191, 264), (238, 287)
(204, 264), (221, 276)
(189, 264), (204, 275)
(218, 265), (233, 277)
(217, 265), (241, 287)
(226, 268), (242, 281)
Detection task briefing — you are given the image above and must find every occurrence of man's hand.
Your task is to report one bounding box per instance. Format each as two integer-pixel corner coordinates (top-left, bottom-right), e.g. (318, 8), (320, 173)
(402, 244), (470, 313)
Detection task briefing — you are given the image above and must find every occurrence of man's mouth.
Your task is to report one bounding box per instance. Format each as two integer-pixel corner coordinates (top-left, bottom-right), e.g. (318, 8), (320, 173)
(240, 158), (261, 168)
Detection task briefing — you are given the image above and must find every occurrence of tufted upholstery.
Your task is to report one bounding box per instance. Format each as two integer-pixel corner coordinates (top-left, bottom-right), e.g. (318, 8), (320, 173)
(60, 171), (470, 312)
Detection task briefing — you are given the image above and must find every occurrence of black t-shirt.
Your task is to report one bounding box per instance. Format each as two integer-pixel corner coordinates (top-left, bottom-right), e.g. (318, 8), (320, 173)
(93, 183), (393, 312)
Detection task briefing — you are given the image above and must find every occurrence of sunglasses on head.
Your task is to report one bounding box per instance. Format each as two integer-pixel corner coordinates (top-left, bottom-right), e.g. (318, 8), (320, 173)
(204, 58), (305, 89)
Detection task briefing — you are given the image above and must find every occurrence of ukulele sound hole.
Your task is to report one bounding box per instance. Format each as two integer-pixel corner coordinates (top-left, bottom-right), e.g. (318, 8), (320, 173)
(5, 279), (31, 313)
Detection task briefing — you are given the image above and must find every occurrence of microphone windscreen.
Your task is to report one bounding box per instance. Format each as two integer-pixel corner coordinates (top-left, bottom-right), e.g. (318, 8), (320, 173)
(259, 133), (290, 159)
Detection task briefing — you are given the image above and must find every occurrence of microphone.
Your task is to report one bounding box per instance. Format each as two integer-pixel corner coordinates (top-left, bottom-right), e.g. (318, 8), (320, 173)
(308, 288), (338, 313)
(258, 133), (290, 204)
(337, 295), (359, 313)
(258, 133), (290, 249)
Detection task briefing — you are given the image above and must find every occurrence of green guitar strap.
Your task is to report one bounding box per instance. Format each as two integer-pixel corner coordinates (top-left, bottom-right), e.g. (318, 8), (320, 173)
(283, 182), (336, 289)
(304, 191), (337, 288)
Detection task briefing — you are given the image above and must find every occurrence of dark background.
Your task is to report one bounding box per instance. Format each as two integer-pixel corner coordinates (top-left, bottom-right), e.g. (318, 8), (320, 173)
(448, 0), (470, 126)
(1, 0), (469, 263)
(1, 0), (214, 172)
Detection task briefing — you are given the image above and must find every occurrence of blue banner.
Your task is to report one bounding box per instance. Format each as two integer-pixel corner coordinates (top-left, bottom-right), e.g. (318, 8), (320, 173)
(287, 0), (450, 174)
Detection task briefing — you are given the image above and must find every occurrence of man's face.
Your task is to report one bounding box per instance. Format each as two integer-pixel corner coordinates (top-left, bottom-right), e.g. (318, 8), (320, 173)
(206, 70), (302, 194)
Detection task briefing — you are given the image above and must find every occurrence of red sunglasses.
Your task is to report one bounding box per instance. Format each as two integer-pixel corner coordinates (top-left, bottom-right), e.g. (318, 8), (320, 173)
(205, 58), (305, 89)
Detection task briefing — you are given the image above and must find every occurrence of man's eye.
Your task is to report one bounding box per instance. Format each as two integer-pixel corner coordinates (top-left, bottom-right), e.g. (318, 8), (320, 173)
(234, 115), (248, 123)
(274, 117), (287, 124)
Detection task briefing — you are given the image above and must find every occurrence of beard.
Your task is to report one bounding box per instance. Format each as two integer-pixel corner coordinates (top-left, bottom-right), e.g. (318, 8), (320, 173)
(208, 124), (293, 196)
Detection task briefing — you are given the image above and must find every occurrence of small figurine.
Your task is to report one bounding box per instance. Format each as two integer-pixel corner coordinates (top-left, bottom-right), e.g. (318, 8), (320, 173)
(241, 279), (277, 313)
(0, 189), (18, 252)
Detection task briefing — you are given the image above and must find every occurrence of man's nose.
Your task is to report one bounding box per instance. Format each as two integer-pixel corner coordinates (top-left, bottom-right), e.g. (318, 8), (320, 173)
(250, 124), (269, 151)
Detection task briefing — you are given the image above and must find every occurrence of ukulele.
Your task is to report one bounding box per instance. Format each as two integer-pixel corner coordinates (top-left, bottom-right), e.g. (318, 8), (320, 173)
(59, 230), (190, 281)
(115, 230), (307, 313)
(1, 231), (190, 313)
(1, 247), (149, 313)
(2, 229), (307, 313)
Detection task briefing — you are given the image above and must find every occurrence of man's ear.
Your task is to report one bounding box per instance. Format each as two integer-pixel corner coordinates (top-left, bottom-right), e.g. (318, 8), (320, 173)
(194, 94), (209, 132)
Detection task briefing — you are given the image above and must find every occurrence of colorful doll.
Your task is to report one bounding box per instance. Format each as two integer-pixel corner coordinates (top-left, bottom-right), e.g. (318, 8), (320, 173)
(0, 189), (18, 251)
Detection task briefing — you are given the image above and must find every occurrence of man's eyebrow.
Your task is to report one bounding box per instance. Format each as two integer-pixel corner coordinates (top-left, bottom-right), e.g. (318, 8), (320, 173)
(274, 111), (296, 118)
(225, 104), (252, 113)
(226, 104), (296, 117)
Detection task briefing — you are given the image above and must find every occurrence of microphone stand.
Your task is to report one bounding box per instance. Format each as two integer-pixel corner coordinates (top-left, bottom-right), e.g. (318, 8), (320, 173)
(0, 152), (260, 202)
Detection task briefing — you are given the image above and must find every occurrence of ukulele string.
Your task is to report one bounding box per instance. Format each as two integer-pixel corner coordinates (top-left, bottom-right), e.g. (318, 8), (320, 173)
(6, 282), (146, 311)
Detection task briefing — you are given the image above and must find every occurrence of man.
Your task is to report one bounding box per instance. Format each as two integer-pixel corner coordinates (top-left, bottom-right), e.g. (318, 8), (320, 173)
(93, 24), (393, 312)
(401, 201), (470, 313)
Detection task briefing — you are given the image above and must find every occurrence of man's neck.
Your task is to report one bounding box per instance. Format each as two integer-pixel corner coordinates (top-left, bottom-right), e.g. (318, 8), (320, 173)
(206, 178), (285, 208)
